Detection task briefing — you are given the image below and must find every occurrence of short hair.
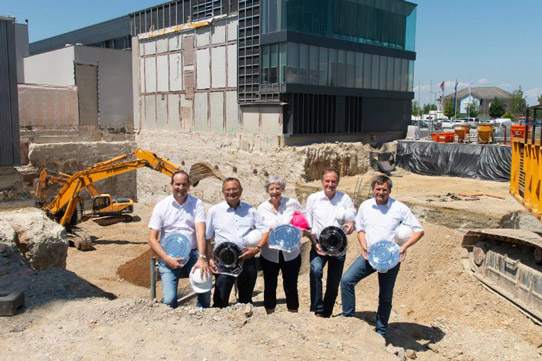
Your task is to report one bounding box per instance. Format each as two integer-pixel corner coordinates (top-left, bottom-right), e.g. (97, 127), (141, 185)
(223, 177), (242, 189)
(371, 175), (393, 190)
(170, 170), (190, 184)
(321, 168), (340, 182)
(264, 175), (286, 192)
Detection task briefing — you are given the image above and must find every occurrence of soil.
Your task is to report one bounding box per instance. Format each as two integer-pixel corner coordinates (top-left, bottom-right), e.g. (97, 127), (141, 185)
(1, 172), (542, 361)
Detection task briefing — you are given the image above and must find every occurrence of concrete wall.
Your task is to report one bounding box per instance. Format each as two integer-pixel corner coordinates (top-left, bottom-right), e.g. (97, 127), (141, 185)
(24, 47), (75, 86)
(134, 14), (283, 139)
(74, 46), (133, 129)
(136, 131), (372, 206)
(28, 141), (138, 207)
(18, 84), (79, 128)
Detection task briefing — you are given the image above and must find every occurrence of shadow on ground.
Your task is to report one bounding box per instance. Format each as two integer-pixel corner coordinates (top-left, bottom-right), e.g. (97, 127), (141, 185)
(353, 311), (445, 351)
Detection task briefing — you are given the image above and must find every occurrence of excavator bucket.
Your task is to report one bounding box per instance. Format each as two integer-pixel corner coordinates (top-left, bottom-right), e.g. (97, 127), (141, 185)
(189, 162), (226, 186)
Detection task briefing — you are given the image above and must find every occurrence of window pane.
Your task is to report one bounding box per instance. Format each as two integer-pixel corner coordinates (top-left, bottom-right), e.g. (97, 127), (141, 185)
(279, 43), (286, 84)
(379, 56), (387, 90)
(408, 60), (414, 91)
(270, 44), (278, 83)
(299, 44), (309, 84)
(387, 56), (394, 90)
(337, 49), (346, 87)
(309, 45), (319, 85)
(318, 47), (328, 86)
(286, 42), (299, 83)
(363, 53), (372, 89)
(372, 55), (380, 89)
(393, 57), (401, 91)
(355, 52), (363, 88)
(329, 48), (338, 87)
(346, 51), (355, 88)
(261, 45), (269, 84)
(401, 58), (408, 91)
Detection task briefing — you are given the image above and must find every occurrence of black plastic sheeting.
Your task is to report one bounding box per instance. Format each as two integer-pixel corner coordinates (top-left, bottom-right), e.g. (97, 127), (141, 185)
(396, 140), (511, 182)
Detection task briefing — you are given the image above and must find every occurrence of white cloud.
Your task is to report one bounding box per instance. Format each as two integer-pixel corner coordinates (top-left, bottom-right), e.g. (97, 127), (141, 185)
(478, 78), (489, 84)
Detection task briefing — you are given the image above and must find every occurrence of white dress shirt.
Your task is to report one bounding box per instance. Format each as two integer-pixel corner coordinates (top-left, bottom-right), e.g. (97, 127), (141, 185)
(257, 197), (304, 262)
(206, 201), (268, 249)
(305, 190), (356, 240)
(356, 197), (423, 249)
(148, 194), (205, 249)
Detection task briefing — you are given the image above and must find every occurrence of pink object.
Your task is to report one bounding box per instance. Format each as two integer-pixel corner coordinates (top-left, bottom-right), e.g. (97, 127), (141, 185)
(290, 211), (309, 230)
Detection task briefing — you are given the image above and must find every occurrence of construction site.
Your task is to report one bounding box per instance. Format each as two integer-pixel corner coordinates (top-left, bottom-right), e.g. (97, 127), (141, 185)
(1, 1), (542, 360)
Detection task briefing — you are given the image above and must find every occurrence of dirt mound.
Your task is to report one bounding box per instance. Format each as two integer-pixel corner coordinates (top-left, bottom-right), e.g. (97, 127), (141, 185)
(117, 248), (154, 287)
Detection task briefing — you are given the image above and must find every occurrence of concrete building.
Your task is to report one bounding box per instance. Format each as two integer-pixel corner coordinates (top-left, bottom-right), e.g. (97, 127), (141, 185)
(131, 0), (417, 145)
(23, 45), (133, 131)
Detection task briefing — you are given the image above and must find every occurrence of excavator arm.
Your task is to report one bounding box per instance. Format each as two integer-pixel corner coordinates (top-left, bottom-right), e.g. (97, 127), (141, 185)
(43, 148), (225, 227)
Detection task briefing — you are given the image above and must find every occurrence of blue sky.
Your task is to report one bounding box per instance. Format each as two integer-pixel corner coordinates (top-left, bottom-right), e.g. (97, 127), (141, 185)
(3, 0), (541, 105)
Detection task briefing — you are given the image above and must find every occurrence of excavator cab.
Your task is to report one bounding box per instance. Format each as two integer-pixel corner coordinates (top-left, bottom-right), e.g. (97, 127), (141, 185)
(91, 194), (133, 217)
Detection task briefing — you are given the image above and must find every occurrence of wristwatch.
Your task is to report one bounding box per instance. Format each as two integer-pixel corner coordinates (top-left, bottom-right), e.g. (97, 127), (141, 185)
(198, 253), (207, 259)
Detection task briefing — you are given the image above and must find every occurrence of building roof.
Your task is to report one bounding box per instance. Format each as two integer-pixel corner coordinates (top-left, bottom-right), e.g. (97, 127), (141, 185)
(441, 86), (512, 102)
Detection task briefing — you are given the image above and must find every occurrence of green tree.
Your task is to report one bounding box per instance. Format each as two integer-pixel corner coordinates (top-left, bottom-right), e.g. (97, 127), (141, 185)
(444, 100), (455, 118)
(538, 94), (542, 105)
(421, 103), (437, 114)
(502, 111), (514, 120)
(412, 101), (421, 116)
(466, 102), (479, 117)
(509, 86), (527, 115)
(489, 97), (506, 118)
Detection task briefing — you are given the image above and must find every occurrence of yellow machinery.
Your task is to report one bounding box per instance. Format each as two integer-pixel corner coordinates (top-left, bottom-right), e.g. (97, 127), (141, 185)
(462, 105), (542, 324)
(37, 149), (225, 249)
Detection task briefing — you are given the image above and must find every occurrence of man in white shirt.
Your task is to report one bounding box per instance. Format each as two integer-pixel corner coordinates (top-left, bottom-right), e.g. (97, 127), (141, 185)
(341, 174), (424, 337)
(206, 177), (269, 308)
(148, 170), (210, 308)
(306, 168), (356, 318)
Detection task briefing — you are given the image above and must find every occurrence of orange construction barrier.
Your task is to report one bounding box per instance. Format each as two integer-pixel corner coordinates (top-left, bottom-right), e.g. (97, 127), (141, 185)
(453, 124), (470, 143)
(431, 132), (455, 143)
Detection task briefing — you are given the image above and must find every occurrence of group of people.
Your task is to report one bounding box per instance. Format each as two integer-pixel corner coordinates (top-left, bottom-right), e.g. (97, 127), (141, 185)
(148, 168), (424, 337)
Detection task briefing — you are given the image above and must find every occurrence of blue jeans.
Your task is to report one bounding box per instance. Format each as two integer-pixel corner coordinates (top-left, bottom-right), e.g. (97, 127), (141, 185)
(341, 255), (400, 336)
(158, 248), (211, 309)
(309, 248), (345, 317)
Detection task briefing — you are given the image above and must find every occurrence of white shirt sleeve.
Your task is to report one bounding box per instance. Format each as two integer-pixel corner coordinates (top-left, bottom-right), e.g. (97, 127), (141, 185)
(355, 203), (365, 232)
(252, 207), (268, 233)
(148, 203), (163, 231)
(194, 199), (206, 224)
(205, 207), (215, 240)
(401, 205), (423, 232)
(305, 194), (315, 228)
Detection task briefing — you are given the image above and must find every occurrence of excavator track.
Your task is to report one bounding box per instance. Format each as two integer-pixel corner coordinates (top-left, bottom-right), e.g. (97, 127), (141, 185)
(462, 229), (542, 324)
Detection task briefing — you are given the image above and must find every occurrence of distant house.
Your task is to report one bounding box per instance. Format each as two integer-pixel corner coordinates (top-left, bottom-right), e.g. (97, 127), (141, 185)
(440, 86), (512, 120)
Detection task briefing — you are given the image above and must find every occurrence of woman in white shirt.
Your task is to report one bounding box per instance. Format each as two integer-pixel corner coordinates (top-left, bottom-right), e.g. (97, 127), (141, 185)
(257, 175), (304, 314)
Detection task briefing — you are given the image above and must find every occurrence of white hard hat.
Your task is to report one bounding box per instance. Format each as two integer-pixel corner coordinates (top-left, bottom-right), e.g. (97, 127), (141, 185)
(335, 206), (356, 225)
(189, 268), (212, 293)
(242, 229), (263, 247)
(395, 224), (413, 246)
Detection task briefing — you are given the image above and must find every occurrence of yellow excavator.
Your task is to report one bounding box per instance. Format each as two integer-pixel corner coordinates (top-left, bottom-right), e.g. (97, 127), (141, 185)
(462, 104), (542, 324)
(36, 148), (225, 250)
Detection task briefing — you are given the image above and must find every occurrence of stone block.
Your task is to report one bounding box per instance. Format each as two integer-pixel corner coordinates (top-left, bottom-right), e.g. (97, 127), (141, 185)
(0, 291), (24, 316)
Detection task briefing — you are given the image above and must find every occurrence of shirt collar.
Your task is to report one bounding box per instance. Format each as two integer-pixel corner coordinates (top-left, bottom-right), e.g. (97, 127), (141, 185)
(170, 194), (192, 207)
(319, 190), (339, 202)
(372, 197), (392, 208)
(226, 200), (245, 212)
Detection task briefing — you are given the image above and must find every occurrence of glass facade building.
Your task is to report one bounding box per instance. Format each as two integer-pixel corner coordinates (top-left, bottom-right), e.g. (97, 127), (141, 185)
(256, 0), (417, 140)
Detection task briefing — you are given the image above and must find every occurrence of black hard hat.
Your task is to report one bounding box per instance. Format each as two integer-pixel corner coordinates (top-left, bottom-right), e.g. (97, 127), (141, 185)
(214, 241), (244, 276)
(319, 226), (347, 257)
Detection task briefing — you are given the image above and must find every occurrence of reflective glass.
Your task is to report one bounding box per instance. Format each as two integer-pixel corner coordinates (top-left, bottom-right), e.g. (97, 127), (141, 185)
(318, 47), (328, 86)
(328, 48), (338, 87)
(337, 49), (346, 87)
(363, 53), (372, 89)
(371, 55), (380, 89)
(346, 51), (355, 88)
(355, 52), (363, 88)
(309, 45), (319, 85)
(299, 44), (309, 84)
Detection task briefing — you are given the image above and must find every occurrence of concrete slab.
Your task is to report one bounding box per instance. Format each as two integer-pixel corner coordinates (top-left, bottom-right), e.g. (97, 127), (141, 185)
(211, 20), (226, 44)
(0, 291), (24, 316)
(139, 58), (146, 93)
(169, 53), (182, 91)
(210, 92), (224, 133)
(196, 48), (210, 89)
(144, 95), (156, 128)
(144, 40), (156, 55)
(225, 91), (238, 133)
(196, 27), (210, 47)
(261, 106), (282, 136)
(144, 57), (156, 93)
(194, 92), (209, 132)
(169, 33), (182, 51)
(156, 94), (168, 128)
(211, 46), (226, 88)
(180, 94), (192, 132)
(227, 19), (238, 41)
(156, 55), (169, 92)
(242, 107), (260, 134)
(227, 44), (237, 88)
(167, 94), (180, 130)
(156, 37), (168, 54)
